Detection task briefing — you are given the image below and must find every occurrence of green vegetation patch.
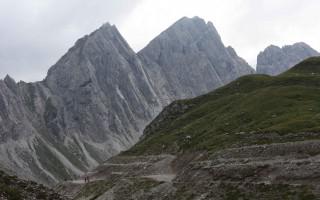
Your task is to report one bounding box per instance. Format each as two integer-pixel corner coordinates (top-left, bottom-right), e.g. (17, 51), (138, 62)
(126, 57), (320, 155)
(220, 182), (317, 200)
(171, 182), (317, 200)
(113, 178), (162, 199)
(0, 170), (64, 200)
(75, 180), (113, 200)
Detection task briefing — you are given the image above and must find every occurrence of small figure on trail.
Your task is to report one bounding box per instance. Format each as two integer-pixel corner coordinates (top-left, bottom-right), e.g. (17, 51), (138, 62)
(84, 173), (88, 183)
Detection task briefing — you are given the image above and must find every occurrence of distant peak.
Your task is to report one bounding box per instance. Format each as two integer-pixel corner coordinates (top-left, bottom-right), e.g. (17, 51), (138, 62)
(289, 42), (316, 50)
(169, 16), (219, 37)
(226, 46), (237, 56)
(3, 74), (17, 91)
(257, 42), (320, 75)
(139, 16), (223, 56)
(259, 45), (282, 56)
(265, 44), (281, 50)
(67, 21), (121, 52)
(4, 74), (15, 83)
(265, 42), (316, 51)
(179, 16), (205, 22)
(99, 22), (117, 30)
(191, 16), (202, 20)
(293, 42), (308, 46)
(91, 22), (119, 37)
(177, 16), (217, 28)
(176, 16), (207, 27)
(101, 22), (112, 27)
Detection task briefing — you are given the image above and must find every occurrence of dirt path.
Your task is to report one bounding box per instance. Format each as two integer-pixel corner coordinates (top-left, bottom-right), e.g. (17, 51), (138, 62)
(143, 174), (176, 182)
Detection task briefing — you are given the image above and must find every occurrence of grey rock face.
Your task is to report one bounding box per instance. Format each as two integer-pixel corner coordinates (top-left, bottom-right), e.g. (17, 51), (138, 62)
(0, 17), (253, 186)
(139, 17), (254, 104)
(0, 24), (162, 186)
(257, 42), (319, 75)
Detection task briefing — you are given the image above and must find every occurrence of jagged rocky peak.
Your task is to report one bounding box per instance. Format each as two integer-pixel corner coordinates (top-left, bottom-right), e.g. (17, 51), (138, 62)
(3, 74), (17, 92)
(257, 42), (320, 75)
(42, 17), (161, 158)
(226, 46), (238, 56)
(140, 16), (223, 59)
(139, 16), (254, 102)
(3, 74), (16, 84)
(45, 22), (135, 90)
(162, 16), (221, 45)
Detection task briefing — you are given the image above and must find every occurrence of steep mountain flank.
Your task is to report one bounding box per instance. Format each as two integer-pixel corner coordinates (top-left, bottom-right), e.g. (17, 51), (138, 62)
(65, 57), (320, 200)
(0, 23), (162, 186)
(257, 42), (319, 75)
(0, 17), (253, 186)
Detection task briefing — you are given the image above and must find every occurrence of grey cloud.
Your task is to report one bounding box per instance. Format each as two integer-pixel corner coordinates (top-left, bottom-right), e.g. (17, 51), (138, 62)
(0, 0), (142, 82)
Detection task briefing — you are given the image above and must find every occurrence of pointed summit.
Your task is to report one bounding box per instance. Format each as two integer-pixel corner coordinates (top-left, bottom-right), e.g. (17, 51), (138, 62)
(3, 74), (17, 93)
(46, 21), (137, 91)
(92, 22), (127, 45)
(4, 74), (15, 84)
(175, 16), (207, 29)
(100, 22), (112, 28)
(142, 16), (221, 50)
(174, 16), (221, 39)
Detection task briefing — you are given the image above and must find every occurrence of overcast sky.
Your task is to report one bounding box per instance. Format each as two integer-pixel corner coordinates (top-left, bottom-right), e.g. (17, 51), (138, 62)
(0, 0), (319, 82)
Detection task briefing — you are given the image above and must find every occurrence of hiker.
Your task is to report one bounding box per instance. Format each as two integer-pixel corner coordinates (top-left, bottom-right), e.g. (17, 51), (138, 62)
(84, 173), (88, 183)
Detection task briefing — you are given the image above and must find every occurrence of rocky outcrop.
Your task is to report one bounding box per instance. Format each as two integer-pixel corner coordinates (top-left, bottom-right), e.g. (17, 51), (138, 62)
(0, 17), (253, 186)
(257, 42), (319, 75)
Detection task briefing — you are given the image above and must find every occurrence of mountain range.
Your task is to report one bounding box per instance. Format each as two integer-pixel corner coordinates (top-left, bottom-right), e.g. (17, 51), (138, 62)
(257, 42), (319, 75)
(0, 16), (319, 189)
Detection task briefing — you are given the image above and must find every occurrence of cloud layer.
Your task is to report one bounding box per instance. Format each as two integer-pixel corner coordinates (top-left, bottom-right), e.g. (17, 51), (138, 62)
(0, 0), (141, 81)
(0, 0), (319, 81)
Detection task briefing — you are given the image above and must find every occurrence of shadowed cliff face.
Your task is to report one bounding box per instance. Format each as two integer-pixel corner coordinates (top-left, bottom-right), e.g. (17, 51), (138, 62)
(0, 17), (253, 186)
(257, 42), (319, 75)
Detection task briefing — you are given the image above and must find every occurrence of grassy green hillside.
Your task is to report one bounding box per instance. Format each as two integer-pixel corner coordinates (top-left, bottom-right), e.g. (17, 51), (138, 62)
(126, 57), (320, 155)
